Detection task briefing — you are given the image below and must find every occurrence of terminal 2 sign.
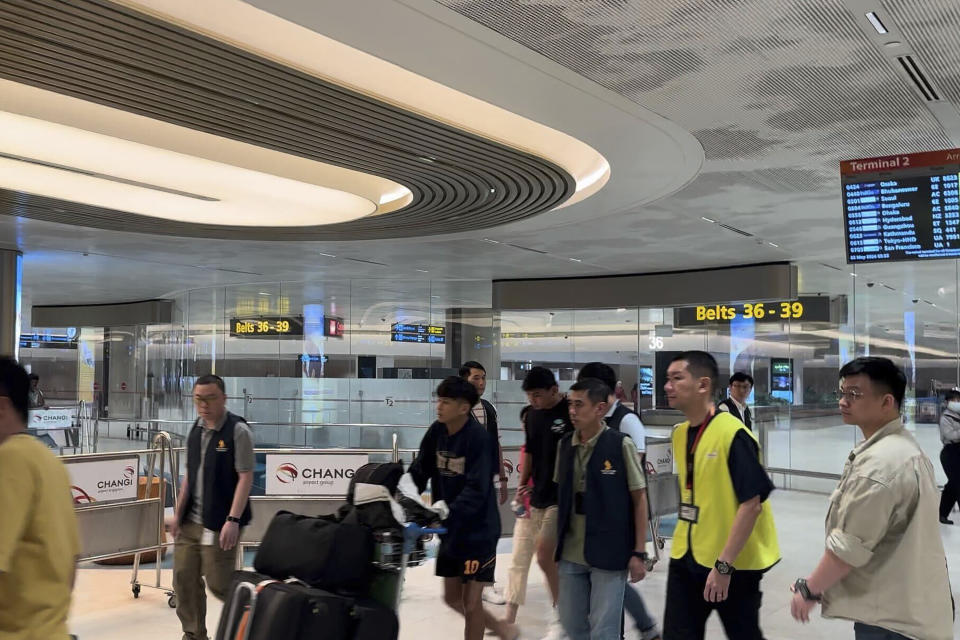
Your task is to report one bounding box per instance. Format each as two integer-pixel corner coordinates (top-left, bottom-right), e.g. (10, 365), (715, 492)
(675, 296), (831, 327)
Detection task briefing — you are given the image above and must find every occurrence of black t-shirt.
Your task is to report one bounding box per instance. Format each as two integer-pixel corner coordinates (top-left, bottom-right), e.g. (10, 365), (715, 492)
(677, 420), (775, 575)
(523, 397), (573, 509)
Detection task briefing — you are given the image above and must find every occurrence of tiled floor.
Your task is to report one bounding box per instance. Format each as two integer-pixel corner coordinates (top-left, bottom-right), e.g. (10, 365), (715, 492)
(69, 490), (960, 639)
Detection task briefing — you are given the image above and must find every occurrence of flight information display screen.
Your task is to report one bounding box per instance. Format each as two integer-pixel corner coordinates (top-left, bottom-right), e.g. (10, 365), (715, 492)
(842, 149), (960, 263)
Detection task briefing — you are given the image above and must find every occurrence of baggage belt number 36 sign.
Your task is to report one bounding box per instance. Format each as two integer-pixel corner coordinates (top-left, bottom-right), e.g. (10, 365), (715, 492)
(265, 453), (369, 496)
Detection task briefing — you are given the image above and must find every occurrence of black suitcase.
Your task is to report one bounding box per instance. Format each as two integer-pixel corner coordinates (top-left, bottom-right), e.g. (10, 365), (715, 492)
(217, 571), (354, 640)
(351, 597), (399, 640)
(254, 511), (374, 592)
(348, 461), (404, 502)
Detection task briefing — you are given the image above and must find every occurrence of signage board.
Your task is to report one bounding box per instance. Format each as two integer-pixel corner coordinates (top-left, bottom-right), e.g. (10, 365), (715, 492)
(324, 316), (345, 338)
(675, 296), (830, 327)
(501, 448), (525, 490)
(645, 441), (674, 475)
(391, 323), (446, 344)
(230, 315), (304, 337)
(65, 455), (139, 504)
(841, 148), (960, 263)
(19, 328), (79, 349)
(29, 408), (74, 430)
(265, 453), (368, 496)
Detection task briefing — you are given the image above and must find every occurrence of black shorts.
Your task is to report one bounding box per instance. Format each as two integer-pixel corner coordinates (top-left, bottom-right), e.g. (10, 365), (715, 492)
(436, 551), (496, 583)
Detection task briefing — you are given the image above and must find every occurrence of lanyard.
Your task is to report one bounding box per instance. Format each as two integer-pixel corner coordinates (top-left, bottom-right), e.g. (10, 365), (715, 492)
(685, 409), (717, 492)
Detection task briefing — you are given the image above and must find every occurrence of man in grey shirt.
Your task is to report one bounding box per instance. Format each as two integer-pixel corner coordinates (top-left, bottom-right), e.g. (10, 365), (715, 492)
(172, 375), (254, 640)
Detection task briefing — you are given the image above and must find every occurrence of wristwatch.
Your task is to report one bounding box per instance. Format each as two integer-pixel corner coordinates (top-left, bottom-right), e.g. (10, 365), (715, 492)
(226, 516), (241, 524)
(714, 559), (736, 575)
(793, 578), (822, 602)
(631, 551), (648, 561)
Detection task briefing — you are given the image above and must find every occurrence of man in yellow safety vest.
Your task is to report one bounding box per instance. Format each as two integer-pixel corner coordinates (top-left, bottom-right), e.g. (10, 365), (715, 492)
(662, 351), (779, 640)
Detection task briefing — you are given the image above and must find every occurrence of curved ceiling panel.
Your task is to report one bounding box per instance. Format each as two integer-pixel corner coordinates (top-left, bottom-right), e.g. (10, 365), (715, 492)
(0, 0), (576, 240)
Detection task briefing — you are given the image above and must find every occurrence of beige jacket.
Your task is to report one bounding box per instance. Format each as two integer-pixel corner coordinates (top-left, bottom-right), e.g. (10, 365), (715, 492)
(822, 419), (954, 640)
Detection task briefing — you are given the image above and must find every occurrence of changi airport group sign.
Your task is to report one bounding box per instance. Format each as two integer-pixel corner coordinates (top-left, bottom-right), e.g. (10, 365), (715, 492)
(64, 455), (139, 504)
(265, 453), (369, 496)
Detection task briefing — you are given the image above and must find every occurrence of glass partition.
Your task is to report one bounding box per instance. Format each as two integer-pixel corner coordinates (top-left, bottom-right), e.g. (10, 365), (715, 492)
(18, 261), (960, 489)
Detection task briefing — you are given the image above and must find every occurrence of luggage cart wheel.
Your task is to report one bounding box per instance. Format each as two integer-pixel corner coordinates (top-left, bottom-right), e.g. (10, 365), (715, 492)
(657, 537), (665, 550)
(645, 559), (655, 571)
(167, 593), (177, 609)
(132, 584), (140, 599)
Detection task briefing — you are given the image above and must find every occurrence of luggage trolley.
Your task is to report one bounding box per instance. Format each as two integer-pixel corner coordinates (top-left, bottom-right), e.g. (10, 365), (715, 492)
(368, 523), (446, 612)
(644, 459), (680, 570)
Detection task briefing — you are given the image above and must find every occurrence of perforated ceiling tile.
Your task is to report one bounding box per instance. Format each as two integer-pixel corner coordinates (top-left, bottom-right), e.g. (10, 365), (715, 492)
(883, 0), (960, 106)
(435, 0), (955, 265)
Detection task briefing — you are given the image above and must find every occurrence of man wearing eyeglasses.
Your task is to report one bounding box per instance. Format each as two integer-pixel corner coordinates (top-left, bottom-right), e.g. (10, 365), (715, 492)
(790, 357), (953, 640)
(172, 375), (254, 640)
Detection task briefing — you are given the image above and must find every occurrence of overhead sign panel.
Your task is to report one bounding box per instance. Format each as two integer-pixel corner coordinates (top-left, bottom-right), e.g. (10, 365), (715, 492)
(391, 323), (446, 344)
(230, 315), (304, 337)
(841, 148), (960, 263)
(675, 296), (830, 327)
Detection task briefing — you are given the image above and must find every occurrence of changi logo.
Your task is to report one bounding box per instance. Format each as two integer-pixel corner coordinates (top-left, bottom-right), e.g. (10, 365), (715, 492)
(601, 459), (617, 475)
(123, 465), (136, 480)
(276, 463), (299, 484)
(72, 485), (95, 504)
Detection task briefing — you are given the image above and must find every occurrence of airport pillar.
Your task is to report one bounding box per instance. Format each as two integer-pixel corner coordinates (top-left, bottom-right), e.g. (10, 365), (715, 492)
(0, 249), (22, 358)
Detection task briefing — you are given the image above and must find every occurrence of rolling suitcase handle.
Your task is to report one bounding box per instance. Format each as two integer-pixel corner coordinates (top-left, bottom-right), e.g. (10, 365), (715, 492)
(220, 582), (256, 640)
(225, 580), (280, 640)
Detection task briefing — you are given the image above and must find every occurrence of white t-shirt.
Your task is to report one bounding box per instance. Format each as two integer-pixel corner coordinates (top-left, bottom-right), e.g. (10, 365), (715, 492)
(606, 400), (646, 452)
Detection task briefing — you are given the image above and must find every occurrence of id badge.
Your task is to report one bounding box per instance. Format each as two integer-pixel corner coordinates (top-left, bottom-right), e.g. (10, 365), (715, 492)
(201, 528), (216, 546)
(678, 503), (700, 523)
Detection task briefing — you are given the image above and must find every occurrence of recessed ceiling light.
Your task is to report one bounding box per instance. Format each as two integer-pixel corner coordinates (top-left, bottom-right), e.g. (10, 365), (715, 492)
(482, 238), (500, 244)
(701, 216), (717, 223)
(258, 292), (270, 296)
(616, 308), (627, 312)
(866, 11), (888, 34)
(768, 242), (779, 248)
(415, 269), (429, 273)
(418, 156), (436, 163)
(850, 273), (858, 277)
(884, 40), (902, 48)
(569, 257), (582, 262)
(317, 252), (336, 258)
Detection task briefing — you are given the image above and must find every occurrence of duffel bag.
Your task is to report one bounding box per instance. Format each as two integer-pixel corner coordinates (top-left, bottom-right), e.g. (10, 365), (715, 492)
(347, 462), (404, 503)
(254, 511), (374, 592)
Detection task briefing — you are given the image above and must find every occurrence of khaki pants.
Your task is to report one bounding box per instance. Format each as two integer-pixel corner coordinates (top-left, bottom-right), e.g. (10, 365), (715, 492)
(173, 520), (238, 640)
(505, 505), (558, 606)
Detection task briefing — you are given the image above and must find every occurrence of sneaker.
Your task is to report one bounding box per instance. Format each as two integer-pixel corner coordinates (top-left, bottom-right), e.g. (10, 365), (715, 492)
(483, 584), (507, 605)
(540, 616), (566, 640)
(639, 625), (662, 640)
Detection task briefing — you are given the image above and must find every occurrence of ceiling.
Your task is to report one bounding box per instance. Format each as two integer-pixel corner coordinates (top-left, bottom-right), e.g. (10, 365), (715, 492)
(2, 0), (960, 333)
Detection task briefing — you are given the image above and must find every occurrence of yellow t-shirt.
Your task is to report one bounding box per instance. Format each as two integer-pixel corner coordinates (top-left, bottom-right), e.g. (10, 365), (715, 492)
(0, 434), (79, 640)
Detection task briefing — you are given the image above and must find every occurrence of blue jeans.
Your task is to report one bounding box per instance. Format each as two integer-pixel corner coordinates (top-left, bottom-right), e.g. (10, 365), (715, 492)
(853, 623), (911, 640)
(623, 583), (657, 632)
(558, 560), (627, 640)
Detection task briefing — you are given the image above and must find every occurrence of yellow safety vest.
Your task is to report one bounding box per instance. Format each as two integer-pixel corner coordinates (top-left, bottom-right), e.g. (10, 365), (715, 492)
(670, 411), (780, 571)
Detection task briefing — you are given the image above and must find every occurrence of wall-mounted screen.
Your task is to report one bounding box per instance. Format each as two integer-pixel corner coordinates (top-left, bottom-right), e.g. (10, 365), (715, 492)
(842, 149), (960, 263)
